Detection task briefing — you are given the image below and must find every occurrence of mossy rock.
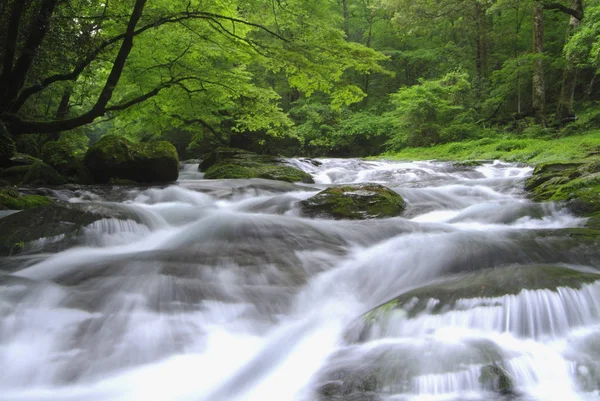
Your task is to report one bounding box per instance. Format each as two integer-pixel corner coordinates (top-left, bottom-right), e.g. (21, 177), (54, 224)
(0, 122), (16, 168)
(41, 141), (79, 177)
(200, 148), (314, 183)
(21, 161), (67, 185)
(0, 202), (144, 256)
(526, 160), (600, 218)
(0, 188), (53, 210)
(204, 162), (314, 183)
(84, 135), (179, 183)
(0, 165), (31, 185)
(479, 364), (514, 395)
(199, 147), (278, 171)
(374, 265), (600, 317)
(9, 152), (40, 167)
(300, 183), (406, 220)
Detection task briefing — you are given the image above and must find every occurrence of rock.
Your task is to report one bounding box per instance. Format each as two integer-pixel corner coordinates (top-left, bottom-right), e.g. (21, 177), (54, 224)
(0, 188), (53, 210)
(21, 161), (67, 185)
(84, 135), (179, 184)
(200, 147), (314, 183)
(0, 122), (16, 168)
(479, 364), (514, 395)
(199, 148), (277, 171)
(525, 160), (600, 222)
(0, 202), (144, 256)
(300, 183), (406, 220)
(0, 165), (30, 185)
(41, 141), (79, 177)
(9, 152), (40, 167)
(369, 265), (600, 318)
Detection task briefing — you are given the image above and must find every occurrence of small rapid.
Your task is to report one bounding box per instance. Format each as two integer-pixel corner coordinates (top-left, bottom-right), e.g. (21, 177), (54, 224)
(1, 159), (599, 401)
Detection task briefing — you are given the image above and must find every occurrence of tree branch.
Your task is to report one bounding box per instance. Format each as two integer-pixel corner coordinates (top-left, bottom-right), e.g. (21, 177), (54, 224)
(542, 2), (582, 20)
(12, 10), (287, 111)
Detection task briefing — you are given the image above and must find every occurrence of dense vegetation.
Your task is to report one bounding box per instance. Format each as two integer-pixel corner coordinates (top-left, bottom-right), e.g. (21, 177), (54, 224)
(0, 0), (599, 163)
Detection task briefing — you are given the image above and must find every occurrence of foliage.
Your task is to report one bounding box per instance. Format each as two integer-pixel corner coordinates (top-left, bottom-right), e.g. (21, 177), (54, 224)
(388, 71), (477, 148)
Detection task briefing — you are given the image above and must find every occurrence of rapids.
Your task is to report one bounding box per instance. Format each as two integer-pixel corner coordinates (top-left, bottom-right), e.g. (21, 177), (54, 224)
(1, 159), (599, 401)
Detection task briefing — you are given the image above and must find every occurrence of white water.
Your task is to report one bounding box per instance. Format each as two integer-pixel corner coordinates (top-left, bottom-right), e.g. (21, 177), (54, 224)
(1, 159), (599, 401)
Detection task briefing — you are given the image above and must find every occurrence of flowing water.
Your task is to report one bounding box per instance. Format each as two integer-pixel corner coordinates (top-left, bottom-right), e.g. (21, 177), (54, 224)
(1, 159), (600, 401)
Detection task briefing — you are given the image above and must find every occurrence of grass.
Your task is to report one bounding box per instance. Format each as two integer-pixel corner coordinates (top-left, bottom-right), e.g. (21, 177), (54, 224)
(381, 130), (600, 165)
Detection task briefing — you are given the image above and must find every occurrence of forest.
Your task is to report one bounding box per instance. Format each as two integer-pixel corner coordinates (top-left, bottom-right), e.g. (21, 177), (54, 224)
(1, 0), (598, 169)
(3, 2), (600, 399)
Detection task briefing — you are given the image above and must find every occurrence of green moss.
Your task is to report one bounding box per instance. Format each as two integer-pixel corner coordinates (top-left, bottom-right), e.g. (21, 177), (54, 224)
(203, 158), (313, 183)
(84, 135), (179, 183)
(383, 130), (600, 165)
(21, 161), (67, 185)
(0, 189), (53, 210)
(199, 148), (278, 171)
(301, 183), (406, 219)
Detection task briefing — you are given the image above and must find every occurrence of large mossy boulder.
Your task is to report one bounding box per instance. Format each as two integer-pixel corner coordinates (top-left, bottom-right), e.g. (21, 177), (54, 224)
(0, 202), (144, 256)
(300, 183), (406, 220)
(200, 147), (314, 183)
(525, 161), (600, 217)
(84, 135), (179, 183)
(0, 188), (53, 210)
(22, 161), (67, 185)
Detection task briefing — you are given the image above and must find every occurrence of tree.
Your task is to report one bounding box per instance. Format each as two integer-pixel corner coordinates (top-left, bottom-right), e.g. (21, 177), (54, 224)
(532, 0), (546, 126)
(0, 0), (386, 142)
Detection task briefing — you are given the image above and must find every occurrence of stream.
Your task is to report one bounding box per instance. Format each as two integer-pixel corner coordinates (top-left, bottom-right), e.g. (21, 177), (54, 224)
(1, 159), (600, 401)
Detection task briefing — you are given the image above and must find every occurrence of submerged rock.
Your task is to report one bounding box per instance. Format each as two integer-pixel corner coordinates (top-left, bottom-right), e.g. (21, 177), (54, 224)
(84, 135), (179, 184)
(375, 265), (600, 317)
(0, 202), (144, 256)
(200, 147), (314, 183)
(479, 364), (514, 395)
(301, 183), (406, 220)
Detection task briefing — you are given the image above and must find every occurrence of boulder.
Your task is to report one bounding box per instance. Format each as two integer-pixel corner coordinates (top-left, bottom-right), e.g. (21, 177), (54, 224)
(0, 202), (144, 256)
(84, 135), (179, 184)
(525, 160), (600, 218)
(21, 161), (67, 185)
(199, 148), (277, 171)
(300, 183), (406, 219)
(367, 265), (600, 318)
(0, 165), (31, 185)
(200, 147), (314, 183)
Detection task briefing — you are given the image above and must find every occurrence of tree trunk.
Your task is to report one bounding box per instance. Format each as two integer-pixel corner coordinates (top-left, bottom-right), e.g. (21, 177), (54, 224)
(0, 0), (60, 114)
(342, 0), (350, 39)
(5, 0), (148, 135)
(555, 0), (583, 123)
(475, 2), (488, 82)
(532, 1), (546, 127)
